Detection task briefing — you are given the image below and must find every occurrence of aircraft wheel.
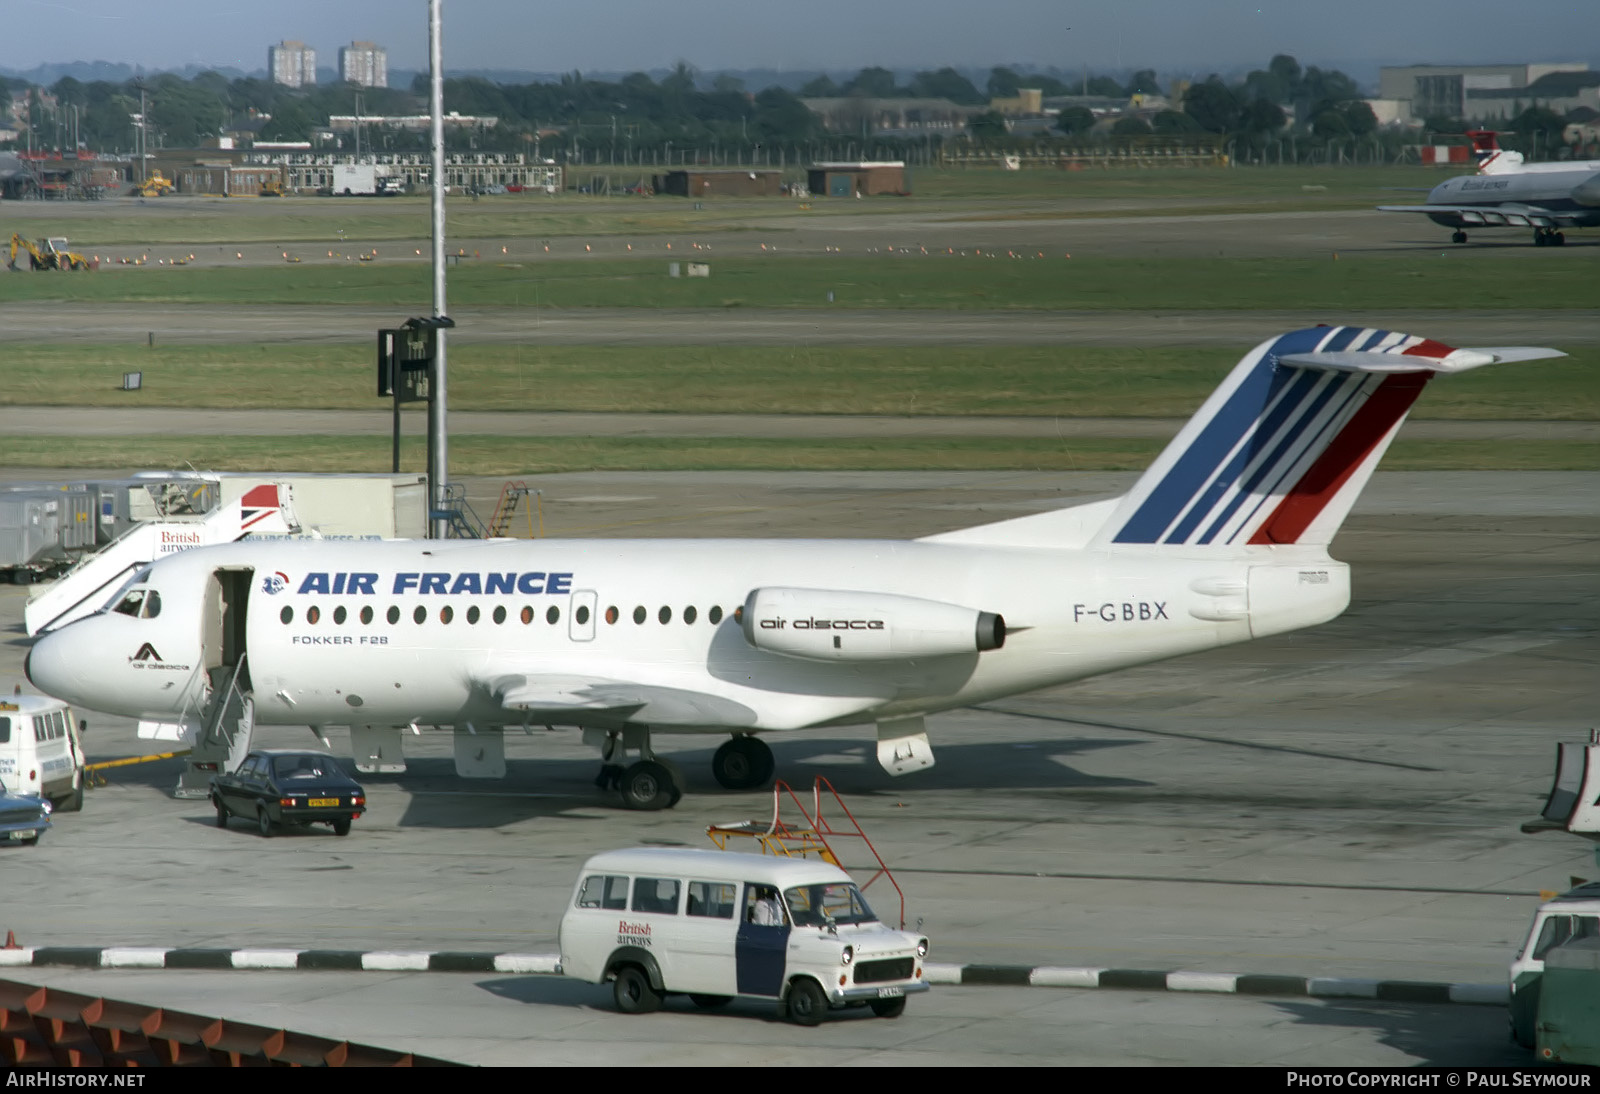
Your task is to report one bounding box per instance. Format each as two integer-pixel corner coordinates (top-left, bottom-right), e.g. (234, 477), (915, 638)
(1451, 230), (1467, 244)
(712, 736), (775, 790)
(1534, 231), (1547, 246)
(619, 761), (675, 811)
(1554, 232), (1566, 246)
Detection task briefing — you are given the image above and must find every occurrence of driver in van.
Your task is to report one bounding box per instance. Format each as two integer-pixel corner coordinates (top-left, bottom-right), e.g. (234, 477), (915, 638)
(750, 886), (785, 926)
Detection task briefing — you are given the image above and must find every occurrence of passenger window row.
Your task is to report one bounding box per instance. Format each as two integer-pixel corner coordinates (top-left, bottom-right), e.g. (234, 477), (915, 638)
(575, 874), (737, 920)
(278, 603), (731, 627)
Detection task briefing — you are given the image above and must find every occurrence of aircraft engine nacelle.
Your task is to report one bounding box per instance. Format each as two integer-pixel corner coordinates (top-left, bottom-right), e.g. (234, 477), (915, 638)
(741, 586), (1005, 663)
(1572, 173), (1600, 208)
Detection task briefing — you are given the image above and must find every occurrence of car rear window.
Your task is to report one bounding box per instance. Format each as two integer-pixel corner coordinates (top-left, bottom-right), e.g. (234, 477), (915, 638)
(273, 756), (336, 780)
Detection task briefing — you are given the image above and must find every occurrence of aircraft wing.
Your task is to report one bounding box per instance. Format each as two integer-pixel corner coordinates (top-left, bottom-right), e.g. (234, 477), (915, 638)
(1376, 203), (1585, 226)
(486, 673), (758, 727)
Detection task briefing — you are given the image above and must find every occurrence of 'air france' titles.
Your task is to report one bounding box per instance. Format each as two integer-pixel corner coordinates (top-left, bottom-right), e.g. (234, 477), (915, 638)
(294, 571), (575, 596)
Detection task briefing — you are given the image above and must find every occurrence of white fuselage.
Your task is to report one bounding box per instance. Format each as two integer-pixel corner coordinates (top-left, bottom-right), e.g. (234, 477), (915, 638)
(26, 536), (1349, 736)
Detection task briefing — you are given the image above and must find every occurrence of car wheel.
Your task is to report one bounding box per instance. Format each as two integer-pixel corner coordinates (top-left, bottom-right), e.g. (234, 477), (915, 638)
(20, 835), (39, 847)
(332, 818), (351, 837)
(214, 798), (229, 828)
(689, 994), (730, 1009)
(257, 808), (274, 838)
(784, 978), (827, 1027)
(612, 965), (661, 1014)
(56, 785), (84, 813)
(870, 996), (907, 1018)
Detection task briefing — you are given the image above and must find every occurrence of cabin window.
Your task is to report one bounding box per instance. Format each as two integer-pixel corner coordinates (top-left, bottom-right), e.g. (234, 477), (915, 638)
(280, 606), (294, 624)
(413, 606), (426, 624)
(387, 606), (400, 625)
(575, 605), (590, 625)
(360, 606), (373, 624)
(633, 606), (646, 625)
(631, 877), (681, 915)
(546, 605), (560, 625)
(333, 606), (347, 625)
(520, 606), (534, 624)
(306, 606), (320, 625)
(605, 606), (618, 625)
(493, 606), (506, 625)
(467, 606), (480, 624)
(686, 881), (736, 919)
(440, 606), (453, 624)
(709, 606), (723, 624)
(658, 606), (672, 624)
(684, 606), (697, 624)
(576, 874), (629, 911)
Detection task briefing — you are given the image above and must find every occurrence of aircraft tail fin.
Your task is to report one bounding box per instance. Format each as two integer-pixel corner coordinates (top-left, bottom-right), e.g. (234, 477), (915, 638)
(1091, 326), (1563, 551)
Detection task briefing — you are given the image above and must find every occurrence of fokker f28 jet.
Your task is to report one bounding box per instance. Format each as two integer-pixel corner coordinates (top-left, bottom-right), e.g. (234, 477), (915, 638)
(25, 326), (1562, 810)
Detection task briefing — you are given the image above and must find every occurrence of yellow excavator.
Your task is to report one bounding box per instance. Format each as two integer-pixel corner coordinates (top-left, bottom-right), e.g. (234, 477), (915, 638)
(132, 172), (176, 197)
(7, 234), (95, 271)
(260, 179), (286, 197)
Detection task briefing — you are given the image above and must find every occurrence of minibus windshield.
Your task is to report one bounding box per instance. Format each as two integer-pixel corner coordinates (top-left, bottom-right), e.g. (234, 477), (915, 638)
(783, 882), (876, 927)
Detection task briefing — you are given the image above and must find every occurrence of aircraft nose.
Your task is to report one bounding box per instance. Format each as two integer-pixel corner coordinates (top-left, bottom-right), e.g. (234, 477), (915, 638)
(24, 629), (83, 703)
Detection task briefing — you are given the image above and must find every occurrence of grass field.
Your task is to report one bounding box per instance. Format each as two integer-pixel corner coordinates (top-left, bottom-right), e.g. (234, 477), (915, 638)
(4, 254), (1595, 311)
(0, 166), (1457, 245)
(0, 433), (1591, 475)
(7, 343), (1596, 419)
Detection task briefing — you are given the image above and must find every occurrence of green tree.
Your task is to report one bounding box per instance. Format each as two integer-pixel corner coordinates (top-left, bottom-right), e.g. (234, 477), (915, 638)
(1112, 115), (1152, 136)
(1085, 74), (1123, 97)
(1310, 108), (1350, 139)
(752, 87), (815, 143)
(845, 67), (899, 98)
(1054, 105), (1095, 135)
(1340, 99), (1377, 137)
(712, 73), (744, 94)
(909, 67), (982, 104)
(1241, 98), (1287, 134)
(967, 110), (1008, 139)
(1127, 69), (1161, 96)
(987, 66), (1023, 98)
(1182, 78), (1240, 133)
(1152, 109), (1201, 133)
(799, 74), (840, 97)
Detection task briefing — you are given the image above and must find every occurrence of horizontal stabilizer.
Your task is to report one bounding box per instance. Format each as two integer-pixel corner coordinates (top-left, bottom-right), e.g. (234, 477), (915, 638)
(1280, 346), (1565, 375)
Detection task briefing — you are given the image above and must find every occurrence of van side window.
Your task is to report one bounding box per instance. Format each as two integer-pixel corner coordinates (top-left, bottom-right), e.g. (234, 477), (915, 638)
(33, 717), (45, 742)
(577, 875), (629, 910)
(631, 877), (681, 915)
(0, 717), (8, 744)
(686, 882), (736, 919)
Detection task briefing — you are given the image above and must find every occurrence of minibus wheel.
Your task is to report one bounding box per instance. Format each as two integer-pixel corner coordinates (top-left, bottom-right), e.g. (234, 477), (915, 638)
(784, 979), (827, 1027)
(613, 965), (662, 1014)
(870, 996), (907, 1018)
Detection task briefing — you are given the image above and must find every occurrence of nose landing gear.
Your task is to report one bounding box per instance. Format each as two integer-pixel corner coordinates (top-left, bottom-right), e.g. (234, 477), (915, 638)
(711, 735), (775, 790)
(1534, 228), (1567, 247)
(1451, 230), (1468, 244)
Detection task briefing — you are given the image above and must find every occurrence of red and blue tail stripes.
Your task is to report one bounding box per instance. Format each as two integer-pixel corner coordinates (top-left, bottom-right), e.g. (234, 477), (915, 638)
(1109, 327), (1447, 547)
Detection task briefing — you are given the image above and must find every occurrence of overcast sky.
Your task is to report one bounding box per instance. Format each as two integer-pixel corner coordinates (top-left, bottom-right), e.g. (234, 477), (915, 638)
(9, 0), (1588, 79)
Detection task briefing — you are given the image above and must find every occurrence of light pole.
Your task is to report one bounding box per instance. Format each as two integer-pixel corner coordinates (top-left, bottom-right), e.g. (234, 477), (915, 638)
(428, 0), (450, 538)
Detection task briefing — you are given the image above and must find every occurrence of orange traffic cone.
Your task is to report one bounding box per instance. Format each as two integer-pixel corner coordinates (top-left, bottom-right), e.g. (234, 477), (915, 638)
(4, 930), (20, 949)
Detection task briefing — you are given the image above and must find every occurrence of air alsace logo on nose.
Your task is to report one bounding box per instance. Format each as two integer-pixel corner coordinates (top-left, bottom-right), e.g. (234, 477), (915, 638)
(130, 643), (162, 663)
(261, 571), (289, 595)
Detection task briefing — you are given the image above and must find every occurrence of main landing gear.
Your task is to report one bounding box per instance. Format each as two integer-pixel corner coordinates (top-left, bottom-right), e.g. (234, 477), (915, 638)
(1534, 228), (1567, 247)
(590, 729), (776, 810)
(1451, 230), (1468, 244)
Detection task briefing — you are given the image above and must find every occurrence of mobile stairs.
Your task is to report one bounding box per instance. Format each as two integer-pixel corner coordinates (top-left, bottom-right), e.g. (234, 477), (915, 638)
(707, 776), (907, 928)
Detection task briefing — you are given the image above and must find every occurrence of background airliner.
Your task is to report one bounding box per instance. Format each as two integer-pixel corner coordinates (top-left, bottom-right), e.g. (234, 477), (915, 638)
(1378, 132), (1600, 245)
(25, 326), (1562, 810)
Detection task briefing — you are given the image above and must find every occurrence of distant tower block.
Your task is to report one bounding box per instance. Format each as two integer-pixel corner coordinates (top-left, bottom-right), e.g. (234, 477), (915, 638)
(340, 41), (389, 88)
(269, 40), (316, 88)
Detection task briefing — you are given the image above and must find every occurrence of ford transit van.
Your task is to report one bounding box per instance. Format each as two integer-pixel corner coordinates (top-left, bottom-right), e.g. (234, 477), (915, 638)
(0, 695), (86, 811)
(560, 848), (929, 1025)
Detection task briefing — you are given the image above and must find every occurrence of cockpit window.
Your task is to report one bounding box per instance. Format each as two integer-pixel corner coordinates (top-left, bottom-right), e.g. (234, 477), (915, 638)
(112, 588), (161, 618)
(113, 589), (147, 616)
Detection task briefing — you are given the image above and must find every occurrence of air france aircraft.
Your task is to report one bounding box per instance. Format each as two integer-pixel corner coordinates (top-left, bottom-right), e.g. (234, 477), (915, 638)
(25, 326), (1562, 810)
(1378, 131), (1600, 246)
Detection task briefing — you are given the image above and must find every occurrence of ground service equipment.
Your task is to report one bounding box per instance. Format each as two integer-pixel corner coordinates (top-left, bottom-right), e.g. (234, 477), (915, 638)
(6, 234), (94, 271)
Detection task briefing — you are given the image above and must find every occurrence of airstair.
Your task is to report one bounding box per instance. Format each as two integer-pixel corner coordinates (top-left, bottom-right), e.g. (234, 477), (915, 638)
(431, 484), (487, 539)
(488, 481), (540, 538)
(24, 484), (297, 637)
(707, 776), (908, 928)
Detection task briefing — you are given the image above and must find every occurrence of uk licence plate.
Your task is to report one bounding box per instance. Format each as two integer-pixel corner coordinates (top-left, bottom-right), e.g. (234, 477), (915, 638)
(309, 798), (338, 807)
(877, 987), (904, 999)
(12, 830), (36, 840)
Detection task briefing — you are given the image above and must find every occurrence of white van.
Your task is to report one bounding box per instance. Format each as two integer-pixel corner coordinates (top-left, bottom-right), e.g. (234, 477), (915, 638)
(0, 695), (87, 812)
(1508, 881), (1600, 1048)
(560, 848), (930, 1025)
